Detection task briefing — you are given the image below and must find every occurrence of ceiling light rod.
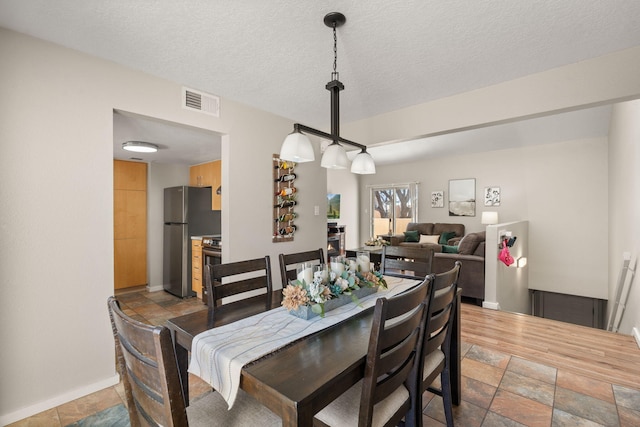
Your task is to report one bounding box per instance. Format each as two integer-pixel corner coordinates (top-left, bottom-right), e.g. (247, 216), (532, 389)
(292, 123), (367, 151)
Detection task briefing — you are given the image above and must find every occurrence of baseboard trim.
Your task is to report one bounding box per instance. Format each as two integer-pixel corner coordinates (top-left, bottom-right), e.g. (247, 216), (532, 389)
(0, 374), (120, 426)
(633, 327), (640, 349)
(482, 301), (501, 310)
(147, 284), (164, 292)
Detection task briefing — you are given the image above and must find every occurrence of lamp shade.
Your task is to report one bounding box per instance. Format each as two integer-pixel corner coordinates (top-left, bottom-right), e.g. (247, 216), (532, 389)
(481, 211), (499, 225)
(320, 143), (349, 169)
(122, 141), (158, 153)
(280, 131), (315, 163)
(350, 150), (376, 174)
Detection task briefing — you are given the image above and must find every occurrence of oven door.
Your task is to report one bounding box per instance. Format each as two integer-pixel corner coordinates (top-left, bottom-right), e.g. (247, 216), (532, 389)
(202, 248), (221, 305)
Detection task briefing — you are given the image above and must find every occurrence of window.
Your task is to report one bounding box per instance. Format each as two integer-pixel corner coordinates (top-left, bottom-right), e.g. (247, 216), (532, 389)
(369, 183), (418, 237)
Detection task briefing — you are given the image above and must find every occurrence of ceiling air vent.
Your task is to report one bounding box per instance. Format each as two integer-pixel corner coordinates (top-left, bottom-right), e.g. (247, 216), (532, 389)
(182, 87), (220, 117)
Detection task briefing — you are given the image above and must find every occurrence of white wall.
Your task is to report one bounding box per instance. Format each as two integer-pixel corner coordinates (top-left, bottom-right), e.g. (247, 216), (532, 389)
(608, 100), (640, 338)
(0, 28), (327, 424)
(359, 138), (609, 301)
(327, 169), (359, 249)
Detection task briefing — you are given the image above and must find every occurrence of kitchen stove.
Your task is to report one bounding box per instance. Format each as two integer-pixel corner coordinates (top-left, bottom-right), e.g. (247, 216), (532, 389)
(201, 234), (221, 305)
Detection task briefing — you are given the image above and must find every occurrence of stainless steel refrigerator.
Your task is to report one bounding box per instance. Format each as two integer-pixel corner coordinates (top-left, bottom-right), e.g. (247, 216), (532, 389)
(163, 186), (218, 298)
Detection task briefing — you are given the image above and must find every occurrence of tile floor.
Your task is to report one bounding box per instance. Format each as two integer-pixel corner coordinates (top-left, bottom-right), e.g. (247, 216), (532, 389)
(8, 287), (640, 427)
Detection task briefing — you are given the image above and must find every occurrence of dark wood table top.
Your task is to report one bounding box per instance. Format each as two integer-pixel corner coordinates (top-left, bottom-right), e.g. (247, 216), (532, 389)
(167, 284), (461, 427)
(168, 291), (284, 351)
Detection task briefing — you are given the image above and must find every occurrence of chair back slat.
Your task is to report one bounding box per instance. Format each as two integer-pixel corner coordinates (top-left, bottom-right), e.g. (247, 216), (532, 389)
(278, 248), (325, 286)
(205, 256), (272, 309)
(381, 246), (434, 279)
(358, 277), (430, 427)
(414, 261), (461, 427)
(108, 297), (188, 427)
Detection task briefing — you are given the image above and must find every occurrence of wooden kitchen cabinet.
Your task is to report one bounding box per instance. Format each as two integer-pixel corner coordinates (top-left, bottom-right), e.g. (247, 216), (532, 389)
(189, 160), (221, 210)
(114, 160), (147, 289)
(114, 158), (147, 191)
(191, 238), (203, 298)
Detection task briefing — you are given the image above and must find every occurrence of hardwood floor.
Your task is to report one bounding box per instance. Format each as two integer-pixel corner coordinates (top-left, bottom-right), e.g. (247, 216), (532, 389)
(460, 303), (640, 391)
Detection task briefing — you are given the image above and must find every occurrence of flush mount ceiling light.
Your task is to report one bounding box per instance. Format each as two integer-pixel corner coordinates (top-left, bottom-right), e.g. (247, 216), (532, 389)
(279, 12), (376, 174)
(122, 141), (158, 153)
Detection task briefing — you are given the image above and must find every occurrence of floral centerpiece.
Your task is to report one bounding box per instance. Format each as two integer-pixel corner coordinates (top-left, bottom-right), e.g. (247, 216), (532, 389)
(364, 236), (391, 247)
(282, 255), (387, 319)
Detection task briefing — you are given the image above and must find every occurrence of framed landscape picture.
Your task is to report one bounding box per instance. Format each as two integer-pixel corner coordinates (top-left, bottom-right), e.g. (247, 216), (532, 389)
(327, 193), (341, 219)
(449, 178), (476, 216)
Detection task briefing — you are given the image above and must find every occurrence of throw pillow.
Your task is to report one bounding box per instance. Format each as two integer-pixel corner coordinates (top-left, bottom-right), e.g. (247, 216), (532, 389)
(419, 234), (440, 244)
(403, 230), (419, 242)
(441, 245), (459, 254)
(439, 231), (457, 245)
(458, 233), (481, 255)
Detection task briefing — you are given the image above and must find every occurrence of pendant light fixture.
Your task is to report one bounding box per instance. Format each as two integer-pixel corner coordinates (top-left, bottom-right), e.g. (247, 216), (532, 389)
(279, 12), (376, 174)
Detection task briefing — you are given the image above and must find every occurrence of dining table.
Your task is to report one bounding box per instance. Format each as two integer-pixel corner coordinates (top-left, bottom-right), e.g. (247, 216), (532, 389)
(166, 277), (462, 427)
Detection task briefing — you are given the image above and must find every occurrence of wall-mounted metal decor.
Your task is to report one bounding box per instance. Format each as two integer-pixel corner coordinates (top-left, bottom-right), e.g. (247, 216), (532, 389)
(273, 154), (297, 242)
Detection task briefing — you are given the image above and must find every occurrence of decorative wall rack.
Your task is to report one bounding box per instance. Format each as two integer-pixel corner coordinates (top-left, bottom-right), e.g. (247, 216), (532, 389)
(273, 154), (297, 242)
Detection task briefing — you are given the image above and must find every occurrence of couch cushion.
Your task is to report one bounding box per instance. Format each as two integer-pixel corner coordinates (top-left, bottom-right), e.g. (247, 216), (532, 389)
(458, 233), (483, 255)
(419, 234), (440, 244)
(441, 245), (459, 254)
(403, 230), (419, 242)
(438, 231), (457, 245)
(406, 223), (434, 235)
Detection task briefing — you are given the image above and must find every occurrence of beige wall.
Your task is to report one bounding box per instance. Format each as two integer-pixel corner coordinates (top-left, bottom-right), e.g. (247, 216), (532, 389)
(0, 28), (327, 423)
(360, 138), (609, 300)
(608, 100), (640, 339)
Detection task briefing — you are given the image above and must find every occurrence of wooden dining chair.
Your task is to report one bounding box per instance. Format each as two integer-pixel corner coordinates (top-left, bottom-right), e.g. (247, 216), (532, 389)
(314, 276), (431, 427)
(413, 261), (461, 427)
(205, 256), (272, 309)
(278, 248), (325, 286)
(381, 245), (434, 279)
(107, 296), (281, 427)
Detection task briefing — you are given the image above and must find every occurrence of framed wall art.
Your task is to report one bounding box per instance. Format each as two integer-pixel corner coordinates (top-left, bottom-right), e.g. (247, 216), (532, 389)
(448, 178), (476, 216)
(431, 190), (444, 208)
(327, 193), (341, 219)
(484, 187), (501, 206)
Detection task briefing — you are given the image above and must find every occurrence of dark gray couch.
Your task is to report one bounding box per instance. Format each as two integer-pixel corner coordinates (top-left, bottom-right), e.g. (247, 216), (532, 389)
(390, 222), (485, 302)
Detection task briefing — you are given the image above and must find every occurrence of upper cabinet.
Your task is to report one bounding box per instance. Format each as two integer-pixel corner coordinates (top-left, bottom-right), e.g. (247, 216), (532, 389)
(189, 160), (221, 210)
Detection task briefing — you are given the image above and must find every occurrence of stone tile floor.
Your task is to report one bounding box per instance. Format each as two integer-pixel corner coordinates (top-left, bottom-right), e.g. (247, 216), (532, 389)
(8, 287), (640, 426)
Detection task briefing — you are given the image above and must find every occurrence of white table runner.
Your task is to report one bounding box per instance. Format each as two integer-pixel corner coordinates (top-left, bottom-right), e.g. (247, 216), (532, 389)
(188, 275), (421, 408)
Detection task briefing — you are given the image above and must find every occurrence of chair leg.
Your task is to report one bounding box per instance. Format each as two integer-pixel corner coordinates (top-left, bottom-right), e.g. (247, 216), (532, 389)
(440, 367), (454, 427)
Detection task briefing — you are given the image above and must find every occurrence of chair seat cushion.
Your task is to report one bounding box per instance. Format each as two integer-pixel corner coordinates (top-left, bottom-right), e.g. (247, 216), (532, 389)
(187, 389), (281, 426)
(423, 349), (445, 381)
(315, 379), (410, 427)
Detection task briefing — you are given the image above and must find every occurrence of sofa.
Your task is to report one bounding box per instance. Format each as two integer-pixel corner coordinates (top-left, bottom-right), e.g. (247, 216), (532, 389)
(389, 223), (486, 303)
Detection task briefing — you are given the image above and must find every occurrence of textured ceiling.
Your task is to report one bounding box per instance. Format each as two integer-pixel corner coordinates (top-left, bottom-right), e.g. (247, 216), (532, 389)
(1, 1), (638, 164)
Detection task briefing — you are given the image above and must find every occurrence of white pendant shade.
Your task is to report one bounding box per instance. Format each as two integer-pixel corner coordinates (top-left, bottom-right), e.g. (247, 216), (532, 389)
(280, 132), (315, 163)
(321, 143), (349, 169)
(350, 150), (376, 174)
